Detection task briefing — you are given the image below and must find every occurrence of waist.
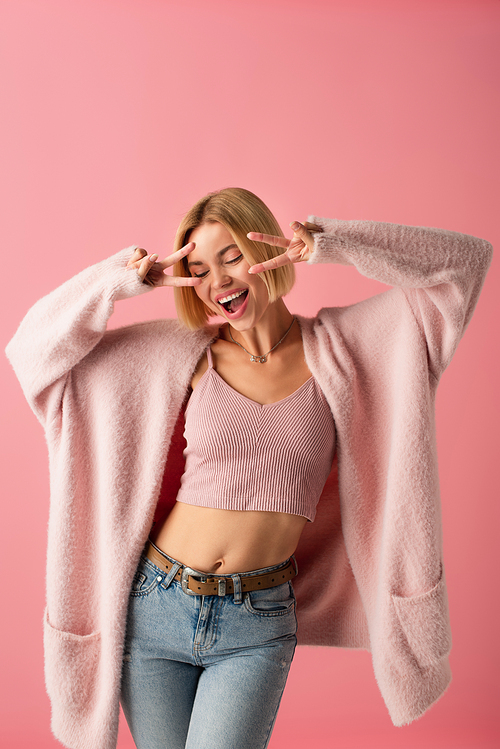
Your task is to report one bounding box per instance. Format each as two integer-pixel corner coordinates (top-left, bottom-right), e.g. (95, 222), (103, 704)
(145, 539), (298, 597)
(151, 501), (307, 574)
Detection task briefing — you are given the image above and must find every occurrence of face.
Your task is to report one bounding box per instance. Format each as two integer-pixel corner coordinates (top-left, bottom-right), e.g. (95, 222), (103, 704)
(187, 222), (270, 329)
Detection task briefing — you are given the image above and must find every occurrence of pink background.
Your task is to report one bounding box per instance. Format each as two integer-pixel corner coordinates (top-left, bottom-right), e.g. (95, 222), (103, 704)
(1, 1), (499, 747)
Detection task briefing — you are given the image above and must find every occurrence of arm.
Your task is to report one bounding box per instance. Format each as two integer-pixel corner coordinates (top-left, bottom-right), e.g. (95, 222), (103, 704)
(249, 219), (493, 379)
(308, 217), (492, 378)
(5, 244), (201, 425)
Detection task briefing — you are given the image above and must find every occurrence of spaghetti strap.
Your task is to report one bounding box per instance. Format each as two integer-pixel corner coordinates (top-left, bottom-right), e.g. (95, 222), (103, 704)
(206, 346), (214, 368)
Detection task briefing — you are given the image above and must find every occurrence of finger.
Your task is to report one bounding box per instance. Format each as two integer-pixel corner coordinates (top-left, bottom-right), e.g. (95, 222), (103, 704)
(290, 221), (315, 252)
(303, 221), (323, 233)
(126, 247), (147, 268)
(246, 232), (290, 250)
(248, 253), (292, 274)
(156, 242), (196, 271)
(136, 253), (159, 282)
(156, 274), (203, 288)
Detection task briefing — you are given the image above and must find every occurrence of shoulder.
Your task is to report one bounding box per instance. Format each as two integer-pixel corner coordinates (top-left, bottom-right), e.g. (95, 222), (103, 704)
(101, 318), (196, 347)
(79, 319), (219, 374)
(298, 287), (423, 375)
(301, 287), (414, 342)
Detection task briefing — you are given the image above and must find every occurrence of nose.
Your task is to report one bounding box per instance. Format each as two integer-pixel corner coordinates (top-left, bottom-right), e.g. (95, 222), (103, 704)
(211, 267), (231, 289)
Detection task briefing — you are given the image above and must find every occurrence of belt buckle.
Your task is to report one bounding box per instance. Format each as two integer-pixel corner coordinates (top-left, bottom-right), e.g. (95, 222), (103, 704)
(180, 566), (205, 596)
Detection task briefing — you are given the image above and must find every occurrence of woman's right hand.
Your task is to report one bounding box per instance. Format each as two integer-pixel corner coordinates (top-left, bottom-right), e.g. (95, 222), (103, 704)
(126, 243), (202, 288)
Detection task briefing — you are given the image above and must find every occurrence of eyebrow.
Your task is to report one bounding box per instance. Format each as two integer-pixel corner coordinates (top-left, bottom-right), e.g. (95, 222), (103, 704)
(187, 244), (239, 268)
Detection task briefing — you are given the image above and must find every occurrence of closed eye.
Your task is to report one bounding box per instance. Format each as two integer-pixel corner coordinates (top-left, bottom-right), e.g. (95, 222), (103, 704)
(191, 254), (243, 278)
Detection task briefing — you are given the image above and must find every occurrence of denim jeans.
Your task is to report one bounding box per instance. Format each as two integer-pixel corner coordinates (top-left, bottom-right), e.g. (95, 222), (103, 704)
(120, 550), (298, 749)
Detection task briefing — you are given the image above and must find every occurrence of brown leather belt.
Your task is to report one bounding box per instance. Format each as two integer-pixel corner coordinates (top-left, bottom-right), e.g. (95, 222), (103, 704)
(145, 541), (297, 597)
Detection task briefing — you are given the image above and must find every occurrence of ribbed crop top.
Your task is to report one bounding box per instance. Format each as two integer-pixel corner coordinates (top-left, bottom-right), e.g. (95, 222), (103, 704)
(175, 346), (336, 522)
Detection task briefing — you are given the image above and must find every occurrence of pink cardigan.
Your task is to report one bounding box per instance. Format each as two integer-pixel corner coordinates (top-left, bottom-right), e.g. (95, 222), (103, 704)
(6, 218), (492, 749)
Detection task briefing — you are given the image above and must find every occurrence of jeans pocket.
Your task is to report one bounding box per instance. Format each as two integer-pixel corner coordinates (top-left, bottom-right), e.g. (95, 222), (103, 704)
(129, 557), (162, 598)
(244, 582), (296, 617)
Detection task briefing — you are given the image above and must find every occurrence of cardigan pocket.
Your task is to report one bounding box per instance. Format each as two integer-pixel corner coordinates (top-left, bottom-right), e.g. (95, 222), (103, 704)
(392, 572), (452, 668)
(43, 608), (101, 715)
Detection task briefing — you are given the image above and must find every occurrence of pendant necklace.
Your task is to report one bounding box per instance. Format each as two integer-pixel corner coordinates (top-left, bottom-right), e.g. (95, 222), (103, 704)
(227, 316), (296, 363)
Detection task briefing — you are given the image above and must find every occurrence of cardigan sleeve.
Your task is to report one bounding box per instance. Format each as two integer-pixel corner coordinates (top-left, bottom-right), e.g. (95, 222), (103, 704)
(5, 246), (153, 425)
(307, 217), (493, 379)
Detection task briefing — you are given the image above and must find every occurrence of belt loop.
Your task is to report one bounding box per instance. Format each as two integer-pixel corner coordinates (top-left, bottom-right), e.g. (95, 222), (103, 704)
(231, 574), (242, 604)
(163, 561), (181, 589)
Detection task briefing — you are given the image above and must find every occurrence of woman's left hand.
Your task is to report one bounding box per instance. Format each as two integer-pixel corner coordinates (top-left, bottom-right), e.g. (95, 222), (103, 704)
(246, 221), (322, 274)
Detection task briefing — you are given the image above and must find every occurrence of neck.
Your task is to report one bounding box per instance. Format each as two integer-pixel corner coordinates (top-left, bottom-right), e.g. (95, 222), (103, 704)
(226, 300), (295, 357)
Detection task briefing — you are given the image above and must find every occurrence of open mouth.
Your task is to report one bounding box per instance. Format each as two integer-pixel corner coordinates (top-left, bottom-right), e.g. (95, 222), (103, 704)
(217, 289), (248, 314)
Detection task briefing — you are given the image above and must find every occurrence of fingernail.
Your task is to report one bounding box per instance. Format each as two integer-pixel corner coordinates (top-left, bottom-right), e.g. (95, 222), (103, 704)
(290, 221), (300, 231)
(149, 254), (158, 262)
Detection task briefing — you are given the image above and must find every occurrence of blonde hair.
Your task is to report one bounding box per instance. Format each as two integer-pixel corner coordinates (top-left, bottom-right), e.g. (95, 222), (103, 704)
(173, 188), (295, 329)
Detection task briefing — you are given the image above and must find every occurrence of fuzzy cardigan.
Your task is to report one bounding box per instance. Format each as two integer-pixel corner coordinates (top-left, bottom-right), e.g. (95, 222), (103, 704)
(6, 218), (492, 749)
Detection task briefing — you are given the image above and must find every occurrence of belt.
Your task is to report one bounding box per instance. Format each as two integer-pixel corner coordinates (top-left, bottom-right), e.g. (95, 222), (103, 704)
(145, 541), (297, 597)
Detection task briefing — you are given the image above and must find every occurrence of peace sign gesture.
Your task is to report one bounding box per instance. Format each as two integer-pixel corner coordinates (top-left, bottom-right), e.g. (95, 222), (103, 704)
(246, 221), (323, 274)
(126, 243), (202, 288)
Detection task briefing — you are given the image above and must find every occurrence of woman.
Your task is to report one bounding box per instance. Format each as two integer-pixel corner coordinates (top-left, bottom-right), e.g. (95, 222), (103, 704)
(5, 188), (492, 749)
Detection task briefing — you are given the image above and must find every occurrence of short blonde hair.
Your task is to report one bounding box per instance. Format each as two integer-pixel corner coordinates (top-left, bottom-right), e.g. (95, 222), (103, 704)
(173, 188), (295, 329)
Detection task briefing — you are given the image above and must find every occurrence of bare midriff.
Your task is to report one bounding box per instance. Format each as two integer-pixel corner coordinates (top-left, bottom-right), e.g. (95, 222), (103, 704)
(151, 503), (308, 574)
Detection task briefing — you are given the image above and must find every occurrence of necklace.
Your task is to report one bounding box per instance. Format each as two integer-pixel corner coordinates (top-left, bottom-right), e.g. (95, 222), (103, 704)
(227, 317), (296, 363)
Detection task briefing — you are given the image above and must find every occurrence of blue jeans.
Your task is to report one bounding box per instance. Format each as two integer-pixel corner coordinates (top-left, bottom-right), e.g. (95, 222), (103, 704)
(120, 550), (298, 749)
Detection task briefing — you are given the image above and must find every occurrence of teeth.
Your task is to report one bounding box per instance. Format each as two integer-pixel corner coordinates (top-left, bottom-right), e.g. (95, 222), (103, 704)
(218, 290), (246, 305)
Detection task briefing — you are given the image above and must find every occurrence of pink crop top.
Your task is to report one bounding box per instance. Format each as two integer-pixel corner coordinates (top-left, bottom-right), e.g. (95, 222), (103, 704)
(175, 347), (336, 522)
